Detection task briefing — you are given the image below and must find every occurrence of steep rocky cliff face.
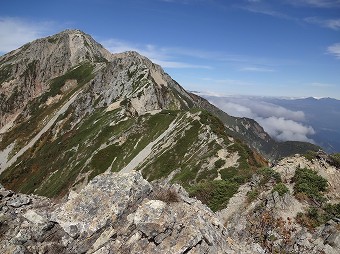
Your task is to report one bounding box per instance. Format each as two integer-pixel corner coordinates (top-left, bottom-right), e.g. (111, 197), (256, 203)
(0, 29), (112, 130)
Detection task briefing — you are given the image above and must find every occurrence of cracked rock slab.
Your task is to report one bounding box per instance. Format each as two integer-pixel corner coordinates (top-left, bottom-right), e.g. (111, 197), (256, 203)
(51, 171), (152, 238)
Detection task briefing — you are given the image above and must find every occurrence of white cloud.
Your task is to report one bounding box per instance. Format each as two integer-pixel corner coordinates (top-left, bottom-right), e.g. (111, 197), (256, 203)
(258, 116), (315, 143)
(99, 38), (139, 54)
(204, 95), (316, 143)
(209, 96), (306, 121)
(239, 1), (298, 21)
(201, 78), (255, 87)
(102, 37), (288, 71)
(219, 102), (254, 118)
(153, 60), (211, 69)
(239, 5), (295, 20)
(326, 19), (340, 29)
(305, 17), (340, 30)
(0, 17), (54, 54)
(310, 82), (335, 88)
(327, 43), (340, 59)
(101, 38), (166, 60)
(241, 0), (340, 27)
(240, 66), (276, 72)
(101, 38), (212, 69)
(288, 0), (340, 8)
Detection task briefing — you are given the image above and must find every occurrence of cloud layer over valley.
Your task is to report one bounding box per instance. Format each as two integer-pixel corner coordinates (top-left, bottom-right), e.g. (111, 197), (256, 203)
(200, 95), (315, 143)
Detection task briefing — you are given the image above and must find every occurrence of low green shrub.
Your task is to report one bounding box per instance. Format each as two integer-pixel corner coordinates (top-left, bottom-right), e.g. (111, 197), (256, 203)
(293, 167), (328, 202)
(247, 189), (259, 202)
(259, 167), (282, 184)
(272, 183), (289, 196)
(219, 167), (251, 184)
(214, 159), (225, 169)
(188, 180), (239, 212)
(329, 153), (340, 168)
(324, 203), (340, 219)
(296, 203), (339, 229)
(303, 150), (318, 162)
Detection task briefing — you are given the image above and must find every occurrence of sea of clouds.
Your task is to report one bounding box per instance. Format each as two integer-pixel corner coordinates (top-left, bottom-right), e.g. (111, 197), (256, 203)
(201, 95), (315, 143)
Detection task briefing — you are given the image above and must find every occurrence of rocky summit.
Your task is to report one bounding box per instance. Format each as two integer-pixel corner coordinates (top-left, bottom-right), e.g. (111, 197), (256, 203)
(0, 30), (339, 253)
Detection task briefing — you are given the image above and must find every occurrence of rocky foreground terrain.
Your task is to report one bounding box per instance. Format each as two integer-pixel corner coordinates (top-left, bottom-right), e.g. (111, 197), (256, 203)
(0, 170), (243, 253)
(1, 154), (339, 253)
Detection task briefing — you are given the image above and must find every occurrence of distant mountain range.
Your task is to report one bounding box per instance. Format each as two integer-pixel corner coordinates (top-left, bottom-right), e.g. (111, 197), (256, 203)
(199, 94), (340, 153)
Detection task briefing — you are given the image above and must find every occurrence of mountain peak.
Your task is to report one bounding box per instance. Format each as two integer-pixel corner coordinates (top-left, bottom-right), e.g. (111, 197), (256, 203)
(59, 28), (86, 34)
(1, 28), (112, 66)
(0, 29), (113, 130)
(121, 50), (143, 57)
(112, 50), (150, 63)
(43, 29), (87, 39)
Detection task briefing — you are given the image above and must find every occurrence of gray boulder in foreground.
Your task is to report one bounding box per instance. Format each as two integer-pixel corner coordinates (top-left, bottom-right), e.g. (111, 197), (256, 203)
(0, 171), (236, 253)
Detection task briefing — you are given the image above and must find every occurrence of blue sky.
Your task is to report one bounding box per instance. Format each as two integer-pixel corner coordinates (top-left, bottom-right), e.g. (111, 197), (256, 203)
(1, 0), (340, 99)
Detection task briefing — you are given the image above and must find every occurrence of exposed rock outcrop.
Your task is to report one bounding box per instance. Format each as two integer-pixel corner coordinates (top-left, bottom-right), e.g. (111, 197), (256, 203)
(221, 154), (340, 254)
(0, 171), (235, 253)
(1, 158), (339, 253)
(0, 29), (113, 129)
(52, 171), (152, 239)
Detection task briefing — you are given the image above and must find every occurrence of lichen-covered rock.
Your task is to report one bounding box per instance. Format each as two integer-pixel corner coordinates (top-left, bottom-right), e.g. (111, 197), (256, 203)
(0, 188), (67, 253)
(110, 198), (231, 254)
(86, 193), (233, 253)
(51, 171), (152, 238)
(6, 195), (31, 208)
(0, 170), (235, 253)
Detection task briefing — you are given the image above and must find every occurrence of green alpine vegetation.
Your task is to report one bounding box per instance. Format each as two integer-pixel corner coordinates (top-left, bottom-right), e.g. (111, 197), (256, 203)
(293, 167), (328, 203)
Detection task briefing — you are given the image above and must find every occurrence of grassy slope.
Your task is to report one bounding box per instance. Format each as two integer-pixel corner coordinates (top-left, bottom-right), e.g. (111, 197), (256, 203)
(1, 105), (265, 213)
(0, 61), (266, 211)
(0, 108), (178, 197)
(0, 62), (95, 155)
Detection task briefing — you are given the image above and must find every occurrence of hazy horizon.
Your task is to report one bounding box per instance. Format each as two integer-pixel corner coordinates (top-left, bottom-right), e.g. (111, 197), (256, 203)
(201, 93), (340, 152)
